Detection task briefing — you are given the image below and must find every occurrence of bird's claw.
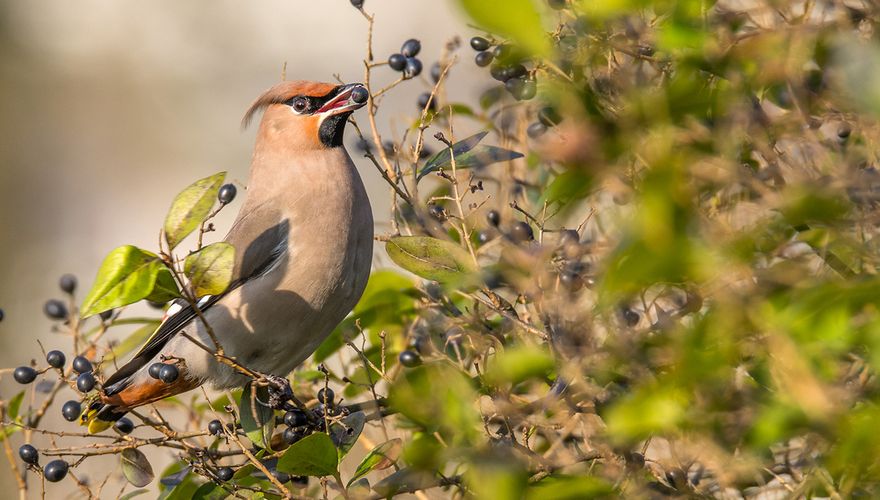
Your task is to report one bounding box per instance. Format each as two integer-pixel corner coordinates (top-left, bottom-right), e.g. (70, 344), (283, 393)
(264, 375), (293, 410)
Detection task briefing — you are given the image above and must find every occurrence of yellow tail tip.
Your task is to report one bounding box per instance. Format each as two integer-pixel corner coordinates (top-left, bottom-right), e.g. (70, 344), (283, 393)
(87, 418), (113, 434)
(79, 407), (113, 434)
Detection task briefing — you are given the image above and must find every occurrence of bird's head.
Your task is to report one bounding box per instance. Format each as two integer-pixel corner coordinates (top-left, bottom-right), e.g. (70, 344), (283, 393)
(243, 81), (369, 150)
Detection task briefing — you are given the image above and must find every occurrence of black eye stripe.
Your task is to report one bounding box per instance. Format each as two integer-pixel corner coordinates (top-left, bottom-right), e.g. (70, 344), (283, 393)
(285, 96), (318, 114)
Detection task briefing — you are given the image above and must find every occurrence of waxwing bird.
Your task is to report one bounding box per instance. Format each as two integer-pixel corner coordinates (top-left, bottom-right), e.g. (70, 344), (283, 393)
(82, 81), (374, 432)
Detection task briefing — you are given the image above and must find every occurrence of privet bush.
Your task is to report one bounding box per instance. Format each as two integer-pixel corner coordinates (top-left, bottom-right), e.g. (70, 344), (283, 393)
(4, 0), (880, 497)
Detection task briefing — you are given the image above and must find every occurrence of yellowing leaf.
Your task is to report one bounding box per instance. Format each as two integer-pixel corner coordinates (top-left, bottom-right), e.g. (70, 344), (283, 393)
(164, 172), (225, 249)
(184, 242), (235, 297)
(386, 236), (477, 285)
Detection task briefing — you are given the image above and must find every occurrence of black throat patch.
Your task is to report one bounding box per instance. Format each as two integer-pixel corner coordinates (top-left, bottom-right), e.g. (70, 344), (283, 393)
(319, 112), (351, 148)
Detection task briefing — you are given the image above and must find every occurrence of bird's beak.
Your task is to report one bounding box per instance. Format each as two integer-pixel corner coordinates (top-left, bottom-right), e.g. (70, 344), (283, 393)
(317, 83), (369, 117)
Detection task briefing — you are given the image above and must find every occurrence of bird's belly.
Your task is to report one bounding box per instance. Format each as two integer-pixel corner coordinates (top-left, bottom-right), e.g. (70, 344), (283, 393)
(174, 219), (372, 389)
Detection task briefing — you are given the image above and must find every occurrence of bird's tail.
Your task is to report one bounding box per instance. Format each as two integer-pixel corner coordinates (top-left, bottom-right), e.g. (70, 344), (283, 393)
(80, 396), (127, 434)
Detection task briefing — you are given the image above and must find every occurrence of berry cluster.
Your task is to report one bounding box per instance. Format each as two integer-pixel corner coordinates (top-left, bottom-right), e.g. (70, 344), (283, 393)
(470, 36), (536, 101)
(387, 39), (423, 80)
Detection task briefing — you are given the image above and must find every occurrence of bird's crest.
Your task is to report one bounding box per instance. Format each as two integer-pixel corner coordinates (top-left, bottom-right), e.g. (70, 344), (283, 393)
(242, 80), (338, 128)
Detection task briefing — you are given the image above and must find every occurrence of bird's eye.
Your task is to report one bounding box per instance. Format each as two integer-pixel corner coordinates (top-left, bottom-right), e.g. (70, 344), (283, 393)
(291, 97), (309, 114)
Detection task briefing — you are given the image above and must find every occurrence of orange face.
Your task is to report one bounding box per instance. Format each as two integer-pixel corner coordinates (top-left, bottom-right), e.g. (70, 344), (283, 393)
(243, 81), (367, 150)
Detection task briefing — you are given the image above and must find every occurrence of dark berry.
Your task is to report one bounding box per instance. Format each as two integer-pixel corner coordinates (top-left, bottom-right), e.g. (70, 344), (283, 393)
(548, 0), (566, 9)
(401, 38), (421, 58)
(99, 309), (114, 322)
(559, 271), (583, 291)
(559, 229), (580, 246)
(417, 92), (436, 112)
(43, 460), (69, 482)
(475, 51), (494, 67)
(388, 53), (407, 72)
(470, 36), (490, 51)
(622, 308), (640, 326)
(148, 363), (163, 379)
(527, 122), (547, 138)
(147, 300), (167, 309)
(291, 476), (309, 487)
(425, 282), (443, 301)
(61, 401), (81, 422)
(114, 417), (134, 434)
(430, 62), (442, 83)
(218, 184), (237, 204)
(216, 467), (234, 482)
(13, 366), (37, 384)
(506, 64), (527, 79)
(283, 427), (303, 444)
(399, 350), (421, 368)
(208, 419), (223, 436)
(490, 64), (510, 82)
(0, 308), (4, 322)
(19, 444), (38, 464)
(837, 123), (852, 139)
(283, 410), (308, 428)
(538, 106), (561, 127)
(354, 138), (372, 154)
(316, 388), (334, 406)
(158, 364), (179, 384)
(419, 146), (434, 159)
(382, 141), (396, 156)
(59, 274), (77, 295)
(403, 58), (423, 79)
(72, 356), (92, 374)
(493, 44), (511, 60)
(519, 79), (537, 100)
(46, 350), (65, 369)
(486, 210), (501, 227)
(43, 299), (68, 320)
(350, 0), (364, 8)
(76, 372), (96, 393)
(506, 77), (536, 100)
(510, 221), (534, 242)
(35, 380), (54, 393)
(428, 204), (445, 221)
(350, 85), (369, 104)
(274, 471), (291, 484)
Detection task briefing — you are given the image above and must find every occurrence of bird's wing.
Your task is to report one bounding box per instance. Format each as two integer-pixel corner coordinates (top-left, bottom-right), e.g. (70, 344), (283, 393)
(101, 205), (289, 394)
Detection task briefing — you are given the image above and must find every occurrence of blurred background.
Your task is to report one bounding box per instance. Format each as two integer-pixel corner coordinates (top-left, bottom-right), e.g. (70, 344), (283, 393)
(0, 0), (482, 494)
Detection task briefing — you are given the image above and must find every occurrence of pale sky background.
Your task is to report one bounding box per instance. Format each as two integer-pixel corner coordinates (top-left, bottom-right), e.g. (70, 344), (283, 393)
(0, 1), (487, 495)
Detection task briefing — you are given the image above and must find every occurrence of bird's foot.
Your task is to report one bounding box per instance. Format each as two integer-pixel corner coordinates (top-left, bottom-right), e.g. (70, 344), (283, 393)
(265, 375), (293, 410)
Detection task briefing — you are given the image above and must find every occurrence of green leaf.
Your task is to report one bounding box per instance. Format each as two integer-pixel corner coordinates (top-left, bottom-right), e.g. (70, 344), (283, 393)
(385, 236), (477, 285)
(238, 382), (274, 450)
(101, 321), (161, 366)
(457, 0), (549, 56)
(418, 132), (523, 180)
(81, 245), (181, 318)
(148, 268), (183, 304)
(164, 172), (225, 249)
(484, 345), (555, 386)
(348, 438), (402, 486)
(329, 411), (365, 457)
(526, 475), (615, 499)
(119, 489), (149, 500)
(161, 474), (199, 500)
(8, 391), (25, 420)
(372, 468), (436, 497)
(276, 432), (339, 477)
(192, 482), (226, 500)
(184, 242), (235, 297)
(121, 448), (155, 487)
